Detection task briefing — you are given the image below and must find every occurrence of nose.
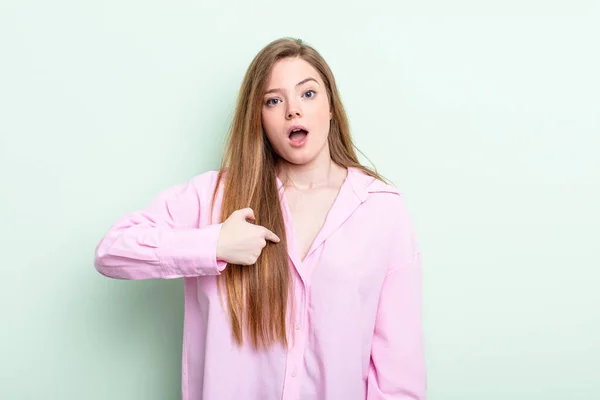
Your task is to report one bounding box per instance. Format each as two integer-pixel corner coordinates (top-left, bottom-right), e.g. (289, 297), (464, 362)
(286, 100), (303, 120)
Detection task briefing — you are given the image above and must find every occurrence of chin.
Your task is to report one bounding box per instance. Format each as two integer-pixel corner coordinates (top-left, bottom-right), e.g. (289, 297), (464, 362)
(282, 153), (315, 166)
(273, 137), (329, 166)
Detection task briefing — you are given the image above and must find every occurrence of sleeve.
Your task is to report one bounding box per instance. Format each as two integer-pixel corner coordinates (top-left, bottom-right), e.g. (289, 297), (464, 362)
(93, 174), (227, 280)
(367, 195), (426, 400)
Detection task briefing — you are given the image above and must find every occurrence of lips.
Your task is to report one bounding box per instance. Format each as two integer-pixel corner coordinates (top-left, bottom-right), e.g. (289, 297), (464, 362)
(287, 124), (309, 147)
(287, 124), (309, 138)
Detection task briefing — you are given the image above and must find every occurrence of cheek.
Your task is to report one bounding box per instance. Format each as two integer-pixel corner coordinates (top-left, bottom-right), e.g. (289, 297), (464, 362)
(261, 110), (270, 129)
(261, 112), (276, 136)
(313, 101), (331, 134)
(262, 112), (283, 148)
(314, 98), (331, 122)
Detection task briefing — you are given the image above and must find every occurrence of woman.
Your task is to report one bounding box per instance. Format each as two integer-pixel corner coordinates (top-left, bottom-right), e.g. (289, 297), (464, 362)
(94, 37), (426, 400)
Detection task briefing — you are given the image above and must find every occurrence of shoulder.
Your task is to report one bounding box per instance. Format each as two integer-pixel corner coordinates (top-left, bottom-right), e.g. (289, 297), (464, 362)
(348, 167), (402, 197)
(350, 167), (404, 204)
(155, 170), (222, 201)
(367, 180), (412, 223)
(188, 169), (222, 192)
(358, 175), (419, 259)
(349, 168), (413, 226)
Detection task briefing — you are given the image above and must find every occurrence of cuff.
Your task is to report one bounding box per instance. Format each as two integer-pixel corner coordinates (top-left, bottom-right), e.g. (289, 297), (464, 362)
(157, 223), (226, 278)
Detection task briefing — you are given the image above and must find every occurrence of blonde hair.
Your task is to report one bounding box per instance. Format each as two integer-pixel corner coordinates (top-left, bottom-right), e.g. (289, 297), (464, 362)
(212, 37), (383, 349)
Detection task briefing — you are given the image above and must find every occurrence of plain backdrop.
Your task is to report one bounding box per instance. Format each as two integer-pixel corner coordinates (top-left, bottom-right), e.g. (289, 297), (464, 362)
(1, 1), (598, 399)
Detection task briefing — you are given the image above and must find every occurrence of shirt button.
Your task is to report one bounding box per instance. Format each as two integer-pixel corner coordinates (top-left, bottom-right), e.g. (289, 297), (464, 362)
(291, 371), (297, 377)
(295, 323), (301, 330)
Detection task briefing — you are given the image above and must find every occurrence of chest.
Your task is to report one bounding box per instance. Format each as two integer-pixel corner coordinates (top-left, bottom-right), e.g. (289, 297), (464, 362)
(283, 187), (339, 262)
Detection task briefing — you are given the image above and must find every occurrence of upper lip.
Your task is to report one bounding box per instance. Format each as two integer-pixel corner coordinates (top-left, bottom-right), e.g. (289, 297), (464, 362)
(287, 124), (308, 136)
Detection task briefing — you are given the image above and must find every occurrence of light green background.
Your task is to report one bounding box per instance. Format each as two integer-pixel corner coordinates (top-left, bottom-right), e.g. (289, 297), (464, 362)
(1, 1), (598, 399)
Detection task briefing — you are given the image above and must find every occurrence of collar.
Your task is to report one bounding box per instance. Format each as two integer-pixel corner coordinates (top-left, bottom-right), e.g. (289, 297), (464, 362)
(348, 167), (400, 202)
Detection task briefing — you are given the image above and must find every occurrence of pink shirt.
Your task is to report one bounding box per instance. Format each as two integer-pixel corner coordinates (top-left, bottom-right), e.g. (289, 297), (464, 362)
(94, 167), (426, 400)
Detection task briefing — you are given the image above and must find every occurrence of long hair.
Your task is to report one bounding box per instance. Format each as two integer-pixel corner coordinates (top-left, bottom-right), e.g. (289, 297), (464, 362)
(212, 37), (384, 350)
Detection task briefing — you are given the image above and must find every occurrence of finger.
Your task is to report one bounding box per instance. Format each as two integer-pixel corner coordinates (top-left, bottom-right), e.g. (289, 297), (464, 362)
(262, 227), (280, 243)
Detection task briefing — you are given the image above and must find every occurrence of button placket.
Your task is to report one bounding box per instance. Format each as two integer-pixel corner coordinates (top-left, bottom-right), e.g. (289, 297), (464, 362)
(282, 285), (307, 398)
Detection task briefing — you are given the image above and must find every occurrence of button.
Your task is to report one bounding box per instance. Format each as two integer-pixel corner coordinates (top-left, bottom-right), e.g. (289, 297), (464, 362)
(295, 323), (301, 330)
(291, 370), (297, 377)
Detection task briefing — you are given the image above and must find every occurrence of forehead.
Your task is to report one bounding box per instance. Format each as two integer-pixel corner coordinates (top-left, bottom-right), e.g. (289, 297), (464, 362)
(266, 57), (323, 87)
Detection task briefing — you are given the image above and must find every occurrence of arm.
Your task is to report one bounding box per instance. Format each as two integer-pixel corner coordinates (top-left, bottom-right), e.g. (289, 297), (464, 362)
(93, 174), (226, 280)
(367, 197), (426, 400)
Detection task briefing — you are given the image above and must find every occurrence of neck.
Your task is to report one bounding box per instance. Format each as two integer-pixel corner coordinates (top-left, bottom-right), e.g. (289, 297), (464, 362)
(277, 156), (339, 190)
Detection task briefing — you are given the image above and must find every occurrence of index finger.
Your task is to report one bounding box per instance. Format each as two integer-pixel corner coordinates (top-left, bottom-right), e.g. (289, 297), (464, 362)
(262, 227), (280, 243)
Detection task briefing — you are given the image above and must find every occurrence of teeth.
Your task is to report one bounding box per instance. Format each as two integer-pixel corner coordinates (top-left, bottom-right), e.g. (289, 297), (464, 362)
(292, 128), (301, 132)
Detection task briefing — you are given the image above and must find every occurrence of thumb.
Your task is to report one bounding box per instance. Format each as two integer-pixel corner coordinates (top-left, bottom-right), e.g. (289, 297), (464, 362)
(237, 207), (255, 222)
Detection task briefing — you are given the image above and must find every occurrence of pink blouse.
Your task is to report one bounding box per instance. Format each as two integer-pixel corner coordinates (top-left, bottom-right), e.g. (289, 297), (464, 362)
(94, 167), (426, 399)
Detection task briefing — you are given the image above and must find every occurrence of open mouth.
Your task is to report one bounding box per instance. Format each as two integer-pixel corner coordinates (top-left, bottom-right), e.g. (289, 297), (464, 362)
(289, 128), (309, 142)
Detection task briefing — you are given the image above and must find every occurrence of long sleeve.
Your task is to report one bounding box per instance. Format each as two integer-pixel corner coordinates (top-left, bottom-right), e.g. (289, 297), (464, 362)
(367, 196), (426, 400)
(94, 173), (227, 280)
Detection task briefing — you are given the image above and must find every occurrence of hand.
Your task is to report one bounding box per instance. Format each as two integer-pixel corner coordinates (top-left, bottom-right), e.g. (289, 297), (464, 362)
(216, 208), (281, 266)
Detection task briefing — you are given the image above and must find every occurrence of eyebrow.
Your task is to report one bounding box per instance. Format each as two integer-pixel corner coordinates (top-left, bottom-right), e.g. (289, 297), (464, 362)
(264, 77), (320, 95)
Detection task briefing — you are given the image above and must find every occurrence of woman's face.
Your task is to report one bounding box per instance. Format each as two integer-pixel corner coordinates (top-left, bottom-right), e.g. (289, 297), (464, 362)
(261, 57), (332, 166)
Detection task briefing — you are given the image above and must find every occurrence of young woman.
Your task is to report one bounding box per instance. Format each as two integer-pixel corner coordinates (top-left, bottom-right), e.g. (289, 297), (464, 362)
(94, 37), (426, 400)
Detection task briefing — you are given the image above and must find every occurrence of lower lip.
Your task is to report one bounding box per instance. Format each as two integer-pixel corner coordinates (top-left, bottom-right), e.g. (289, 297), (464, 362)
(289, 133), (309, 148)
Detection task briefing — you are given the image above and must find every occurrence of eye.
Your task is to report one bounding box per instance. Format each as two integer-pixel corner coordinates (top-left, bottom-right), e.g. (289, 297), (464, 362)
(265, 98), (281, 106)
(303, 90), (316, 99)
